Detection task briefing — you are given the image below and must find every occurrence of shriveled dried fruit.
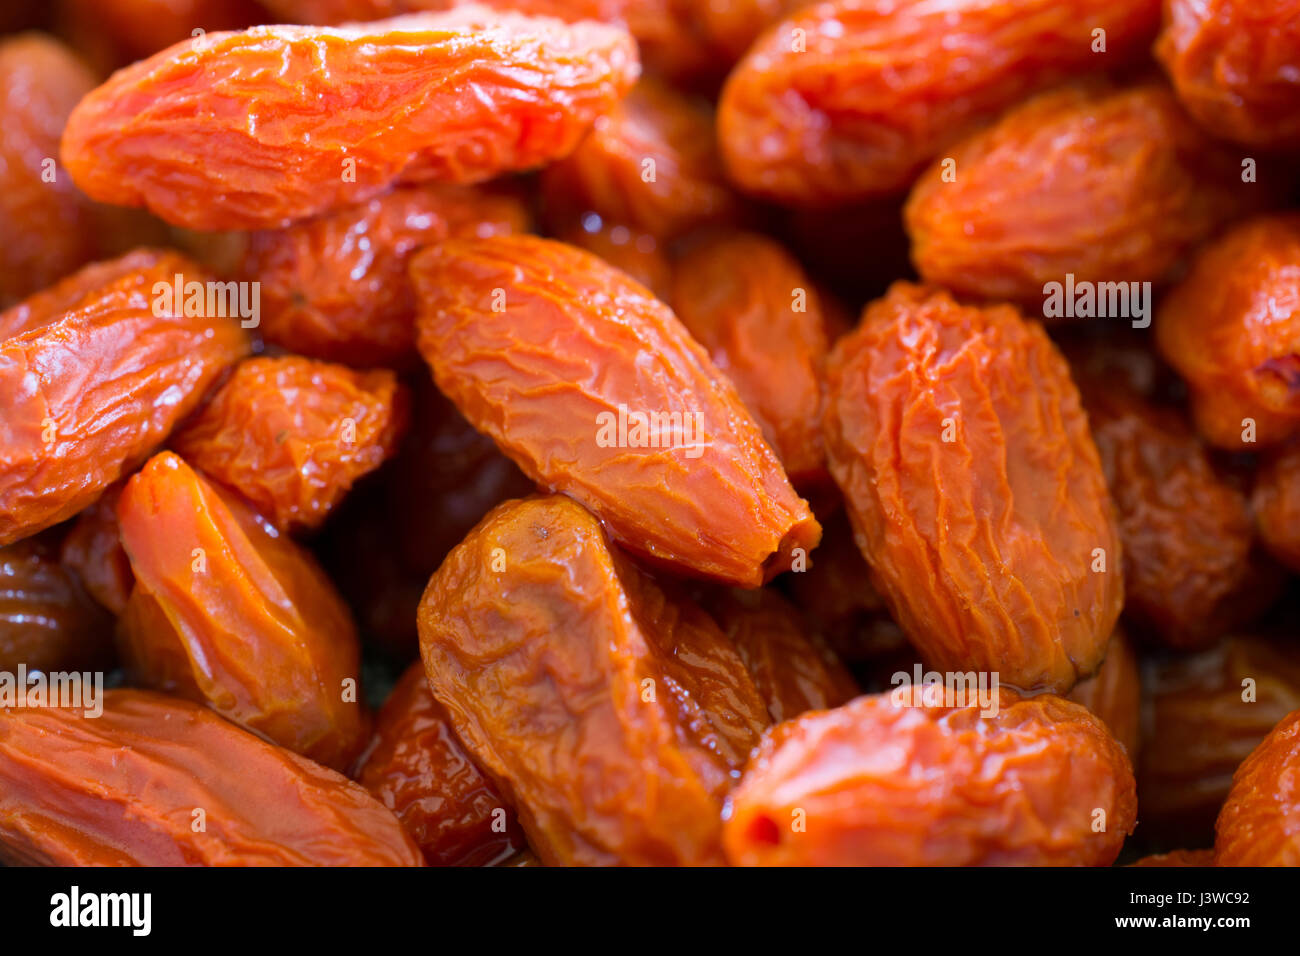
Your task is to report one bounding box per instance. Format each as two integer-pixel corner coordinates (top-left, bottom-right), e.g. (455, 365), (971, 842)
(718, 0), (1162, 204)
(542, 77), (737, 240)
(1139, 635), (1300, 845)
(59, 483), (133, 617)
(241, 183), (529, 368)
(1066, 628), (1140, 759)
(0, 689), (422, 866)
(171, 357), (408, 534)
(1156, 214), (1300, 450)
(1215, 707), (1300, 865)
(723, 690), (1136, 866)
(0, 34), (99, 306)
(412, 235), (820, 587)
(0, 535), (114, 673)
(707, 588), (856, 723)
(354, 662), (524, 865)
(822, 282), (1122, 692)
(553, 213), (673, 302)
(1254, 440), (1300, 572)
(0, 249), (251, 546)
(418, 494), (769, 865)
(1157, 0), (1300, 148)
(116, 452), (369, 771)
(1130, 848), (1214, 867)
(671, 231), (830, 487)
(1079, 380), (1276, 650)
(906, 82), (1263, 306)
(61, 9), (639, 229)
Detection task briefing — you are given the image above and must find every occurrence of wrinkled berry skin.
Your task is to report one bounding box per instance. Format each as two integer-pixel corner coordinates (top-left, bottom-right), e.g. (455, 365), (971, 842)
(723, 691), (1136, 866)
(1156, 214), (1300, 451)
(116, 453), (370, 772)
(418, 494), (770, 866)
(718, 0), (1161, 204)
(241, 183), (529, 368)
(412, 235), (820, 588)
(0, 249), (251, 546)
(1215, 708), (1300, 866)
(906, 82), (1263, 307)
(61, 10), (639, 229)
(354, 662), (524, 865)
(823, 283), (1122, 693)
(0, 690), (423, 866)
(171, 357), (409, 534)
(1157, 0), (1300, 148)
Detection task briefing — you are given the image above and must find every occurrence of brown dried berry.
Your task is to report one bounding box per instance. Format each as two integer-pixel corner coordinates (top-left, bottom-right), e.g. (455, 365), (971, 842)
(0, 689), (422, 866)
(171, 357), (409, 534)
(354, 662), (524, 865)
(418, 494), (770, 865)
(60, 9), (639, 229)
(723, 690), (1136, 866)
(59, 483), (133, 617)
(1066, 628), (1140, 759)
(822, 282), (1122, 692)
(0, 249), (251, 546)
(1254, 439), (1300, 573)
(411, 234), (820, 588)
(1214, 706), (1300, 866)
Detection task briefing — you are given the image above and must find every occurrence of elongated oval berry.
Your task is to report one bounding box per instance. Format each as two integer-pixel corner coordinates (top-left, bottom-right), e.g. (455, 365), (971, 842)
(116, 453), (369, 771)
(723, 691), (1136, 866)
(905, 82), (1264, 307)
(61, 8), (639, 229)
(822, 282), (1122, 692)
(171, 357), (409, 534)
(412, 234), (820, 587)
(418, 494), (770, 865)
(0, 249), (251, 546)
(718, 0), (1161, 204)
(0, 690), (422, 866)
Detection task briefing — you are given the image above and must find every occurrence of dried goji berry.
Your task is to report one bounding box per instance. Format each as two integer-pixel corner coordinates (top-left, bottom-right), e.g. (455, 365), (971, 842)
(1157, 0), (1300, 149)
(717, 0), (1162, 204)
(0, 34), (99, 306)
(905, 82), (1264, 307)
(707, 588), (857, 724)
(1214, 706), (1300, 865)
(1079, 380), (1279, 650)
(171, 357), (409, 534)
(418, 494), (770, 865)
(542, 76), (737, 240)
(116, 452), (370, 771)
(1130, 848), (1214, 867)
(723, 690), (1136, 866)
(60, 9), (638, 230)
(552, 213), (673, 302)
(0, 249), (251, 546)
(0, 534), (114, 674)
(1156, 214), (1300, 450)
(411, 234), (820, 588)
(354, 662), (524, 865)
(1066, 628), (1140, 759)
(822, 282), (1122, 692)
(59, 483), (133, 617)
(0, 689), (422, 866)
(241, 182), (530, 368)
(1139, 635), (1300, 846)
(1254, 440), (1300, 572)
(670, 230), (831, 488)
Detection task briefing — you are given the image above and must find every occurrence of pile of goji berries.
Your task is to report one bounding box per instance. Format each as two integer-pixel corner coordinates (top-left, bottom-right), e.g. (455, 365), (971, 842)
(1, 0), (1299, 868)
